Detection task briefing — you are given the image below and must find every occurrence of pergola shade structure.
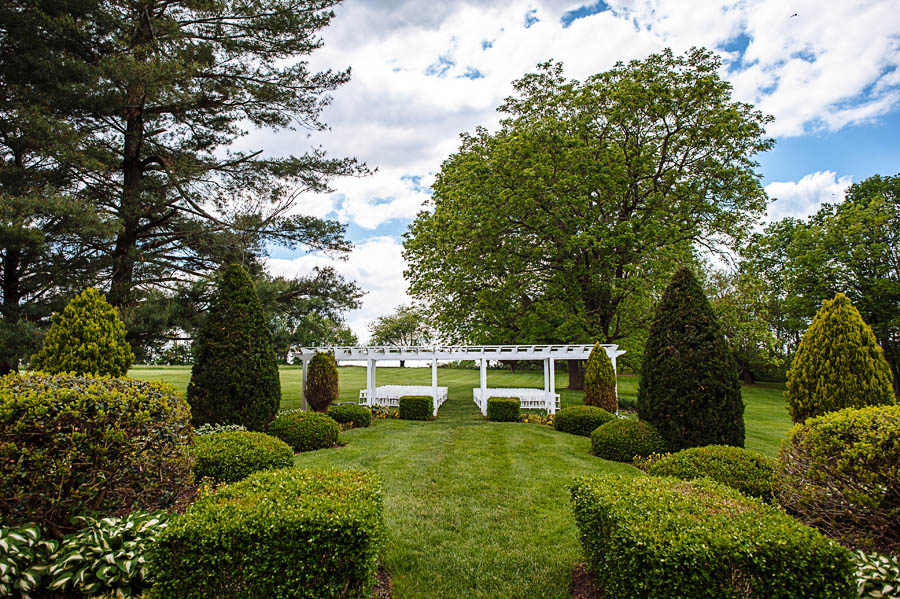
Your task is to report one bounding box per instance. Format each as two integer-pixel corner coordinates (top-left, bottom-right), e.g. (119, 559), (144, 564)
(297, 345), (625, 416)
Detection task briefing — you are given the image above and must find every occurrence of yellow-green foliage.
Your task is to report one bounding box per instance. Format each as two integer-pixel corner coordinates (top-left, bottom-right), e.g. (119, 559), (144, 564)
(29, 288), (134, 377)
(584, 342), (617, 413)
(786, 293), (895, 423)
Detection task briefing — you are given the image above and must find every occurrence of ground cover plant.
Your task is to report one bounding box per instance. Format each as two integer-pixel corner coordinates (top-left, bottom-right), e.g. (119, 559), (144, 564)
(191, 431), (294, 483)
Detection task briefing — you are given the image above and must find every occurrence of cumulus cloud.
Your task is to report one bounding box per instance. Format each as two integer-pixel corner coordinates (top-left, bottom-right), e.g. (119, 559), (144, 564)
(765, 171), (853, 221)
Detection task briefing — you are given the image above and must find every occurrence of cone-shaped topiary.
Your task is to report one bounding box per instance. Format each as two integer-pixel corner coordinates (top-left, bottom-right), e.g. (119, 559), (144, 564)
(306, 351), (339, 412)
(29, 288), (134, 377)
(637, 267), (744, 451)
(585, 342), (617, 412)
(187, 264), (281, 431)
(785, 293), (895, 423)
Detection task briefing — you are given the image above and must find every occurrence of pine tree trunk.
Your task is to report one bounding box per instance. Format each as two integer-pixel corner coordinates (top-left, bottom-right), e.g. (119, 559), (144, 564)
(567, 360), (585, 390)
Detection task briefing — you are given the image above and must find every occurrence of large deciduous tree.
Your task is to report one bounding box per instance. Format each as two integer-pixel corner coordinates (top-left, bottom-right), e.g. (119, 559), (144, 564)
(368, 304), (432, 366)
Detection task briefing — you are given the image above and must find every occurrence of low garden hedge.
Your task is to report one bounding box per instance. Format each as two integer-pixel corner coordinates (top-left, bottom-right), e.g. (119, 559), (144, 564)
(150, 467), (384, 599)
(327, 404), (372, 429)
(570, 474), (855, 599)
(191, 431), (293, 483)
(398, 396), (432, 421)
(487, 397), (519, 422)
(649, 444), (776, 501)
(553, 405), (615, 437)
(590, 418), (666, 462)
(269, 410), (340, 452)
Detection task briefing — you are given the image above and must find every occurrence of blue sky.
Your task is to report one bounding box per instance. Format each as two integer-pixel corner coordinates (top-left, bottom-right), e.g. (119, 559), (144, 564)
(252, 0), (900, 341)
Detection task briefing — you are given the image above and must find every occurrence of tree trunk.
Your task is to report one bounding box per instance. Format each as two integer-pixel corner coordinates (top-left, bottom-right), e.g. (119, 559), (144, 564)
(399, 360), (405, 368)
(567, 360), (585, 390)
(742, 366), (755, 386)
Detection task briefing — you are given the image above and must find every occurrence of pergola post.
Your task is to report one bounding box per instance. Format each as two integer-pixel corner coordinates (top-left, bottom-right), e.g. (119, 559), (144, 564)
(301, 354), (310, 411)
(549, 357), (556, 414)
(479, 357), (487, 416)
(431, 357), (438, 417)
(366, 359), (377, 407)
(543, 358), (550, 412)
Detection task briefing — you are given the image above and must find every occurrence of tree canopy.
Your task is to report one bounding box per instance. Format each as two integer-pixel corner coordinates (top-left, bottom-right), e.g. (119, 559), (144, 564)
(368, 304), (432, 366)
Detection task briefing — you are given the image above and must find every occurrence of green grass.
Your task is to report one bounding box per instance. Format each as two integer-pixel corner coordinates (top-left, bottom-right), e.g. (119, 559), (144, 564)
(129, 365), (792, 598)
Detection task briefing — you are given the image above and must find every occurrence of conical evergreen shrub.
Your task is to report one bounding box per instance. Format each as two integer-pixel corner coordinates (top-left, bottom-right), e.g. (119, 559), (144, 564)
(637, 267), (744, 450)
(785, 292), (895, 423)
(585, 342), (617, 412)
(306, 351), (339, 412)
(29, 288), (134, 377)
(187, 264), (281, 431)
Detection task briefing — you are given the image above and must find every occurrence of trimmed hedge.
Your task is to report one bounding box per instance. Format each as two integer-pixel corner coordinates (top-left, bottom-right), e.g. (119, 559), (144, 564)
(269, 410), (339, 452)
(584, 342), (617, 413)
(554, 405), (615, 437)
(649, 444), (776, 501)
(570, 474), (855, 599)
(150, 468), (384, 599)
(191, 431), (294, 483)
(590, 419), (666, 462)
(327, 404), (372, 429)
(487, 397), (519, 422)
(306, 352), (339, 412)
(398, 396), (432, 420)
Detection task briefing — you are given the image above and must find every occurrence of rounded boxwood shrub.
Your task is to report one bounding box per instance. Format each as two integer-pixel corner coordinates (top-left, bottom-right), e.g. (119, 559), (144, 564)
(191, 431), (293, 483)
(398, 396), (433, 421)
(775, 405), (900, 554)
(269, 410), (339, 452)
(591, 419), (666, 462)
(554, 405), (615, 437)
(327, 404), (372, 429)
(487, 397), (520, 422)
(306, 352), (339, 412)
(584, 342), (617, 413)
(0, 373), (192, 534)
(649, 444), (776, 501)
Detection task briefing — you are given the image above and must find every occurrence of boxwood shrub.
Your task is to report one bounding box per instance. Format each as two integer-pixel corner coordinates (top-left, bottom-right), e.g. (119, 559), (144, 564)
(191, 431), (293, 483)
(150, 467), (384, 599)
(590, 419), (666, 462)
(398, 396), (433, 421)
(649, 445), (776, 501)
(554, 405), (615, 437)
(269, 410), (340, 452)
(570, 474), (855, 599)
(327, 404), (372, 429)
(487, 397), (519, 422)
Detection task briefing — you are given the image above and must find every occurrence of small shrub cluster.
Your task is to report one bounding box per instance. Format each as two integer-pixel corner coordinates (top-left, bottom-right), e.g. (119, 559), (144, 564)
(398, 396), (433, 420)
(584, 342), (617, 413)
(590, 418), (666, 462)
(487, 397), (520, 422)
(853, 551), (900, 599)
(649, 445), (776, 501)
(191, 431), (294, 483)
(306, 352), (339, 412)
(269, 410), (340, 451)
(194, 422), (248, 435)
(570, 474), (855, 599)
(519, 412), (553, 426)
(370, 405), (399, 420)
(150, 467), (384, 599)
(554, 406), (615, 437)
(327, 404), (372, 429)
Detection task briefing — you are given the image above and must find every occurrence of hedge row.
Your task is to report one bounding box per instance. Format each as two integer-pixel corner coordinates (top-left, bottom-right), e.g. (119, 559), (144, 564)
(327, 404), (372, 429)
(269, 410), (339, 452)
(191, 431), (294, 483)
(649, 444), (776, 501)
(398, 396), (433, 420)
(487, 397), (519, 422)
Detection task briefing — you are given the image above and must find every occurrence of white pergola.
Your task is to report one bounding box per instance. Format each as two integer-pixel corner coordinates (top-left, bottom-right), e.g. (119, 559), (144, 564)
(298, 345), (625, 416)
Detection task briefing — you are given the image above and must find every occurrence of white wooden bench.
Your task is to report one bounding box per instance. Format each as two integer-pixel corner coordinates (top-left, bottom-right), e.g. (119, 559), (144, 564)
(359, 385), (448, 416)
(472, 388), (561, 412)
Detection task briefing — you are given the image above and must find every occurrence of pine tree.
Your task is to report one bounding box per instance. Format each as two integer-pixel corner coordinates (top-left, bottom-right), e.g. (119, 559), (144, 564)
(584, 342), (617, 412)
(187, 264), (281, 431)
(306, 351), (339, 412)
(785, 293), (895, 423)
(29, 288), (134, 377)
(637, 267), (744, 450)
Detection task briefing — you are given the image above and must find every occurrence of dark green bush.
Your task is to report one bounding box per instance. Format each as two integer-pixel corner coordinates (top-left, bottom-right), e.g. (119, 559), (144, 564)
(554, 405), (615, 437)
(187, 264), (281, 431)
(775, 405), (900, 554)
(327, 404), (372, 429)
(268, 410), (339, 452)
(590, 419), (666, 462)
(570, 474), (855, 599)
(150, 467), (384, 599)
(191, 431), (293, 483)
(637, 267), (745, 450)
(649, 444), (776, 501)
(487, 397), (519, 422)
(584, 342), (617, 413)
(398, 396), (433, 420)
(306, 352), (339, 412)
(0, 373), (192, 534)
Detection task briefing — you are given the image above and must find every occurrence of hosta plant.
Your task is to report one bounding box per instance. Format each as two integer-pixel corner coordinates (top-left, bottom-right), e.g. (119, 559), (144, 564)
(854, 551), (900, 599)
(0, 523), (58, 598)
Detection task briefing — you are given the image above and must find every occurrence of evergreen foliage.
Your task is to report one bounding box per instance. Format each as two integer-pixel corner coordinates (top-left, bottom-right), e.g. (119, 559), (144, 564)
(327, 404), (372, 429)
(590, 419), (667, 462)
(306, 352), (339, 412)
(554, 406), (615, 437)
(191, 431), (293, 483)
(584, 342), (617, 412)
(785, 293), (895, 423)
(649, 445), (776, 501)
(29, 288), (134, 377)
(187, 265), (281, 431)
(269, 410), (339, 452)
(398, 396), (433, 421)
(637, 267), (745, 450)
(486, 397), (520, 422)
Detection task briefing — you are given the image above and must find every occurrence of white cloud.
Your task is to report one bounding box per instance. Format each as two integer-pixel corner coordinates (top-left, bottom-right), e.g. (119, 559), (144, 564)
(765, 171), (853, 221)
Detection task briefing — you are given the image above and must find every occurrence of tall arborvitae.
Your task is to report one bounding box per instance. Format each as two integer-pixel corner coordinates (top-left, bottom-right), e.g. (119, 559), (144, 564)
(584, 342), (618, 413)
(306, 351), (339, 412)
(786, 293), (895, 423)
(187, 265), (280, 431)
(637, 267), (744, 450)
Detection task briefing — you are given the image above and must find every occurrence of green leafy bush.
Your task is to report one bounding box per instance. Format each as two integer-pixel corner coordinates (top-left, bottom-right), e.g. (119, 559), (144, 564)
(554, 406), (615, 437)
(584, 342), (617, 413)
(0, 373), (192, 534)
(648, 444), (776, 501)
(269, 410), (339, 452)
(570, 474), (855, 599)
(0, 523), (57, 598)
(398, 396), (433, 420)
(29, 287), (134, 377)
(193, 422), (248, 435)
(187, 264), (281, 431)
(150, 468), (384, 599)
(191, 431), (294, 483)
(785, 293), (895, 424)
(327, 404), (372, 429)
(853, 551), (900, 599)
(487, 397), (519, 422)
(775, 405), (900, 554)
(638, 267), (745, 450)
(306, 352), (339, 412)
(590, 418), (666, 462)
